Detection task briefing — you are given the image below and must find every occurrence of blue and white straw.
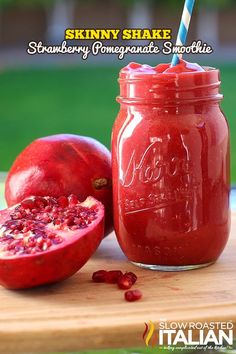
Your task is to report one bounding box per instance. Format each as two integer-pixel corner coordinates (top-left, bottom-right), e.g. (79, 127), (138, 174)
(171, 0), (195, 67)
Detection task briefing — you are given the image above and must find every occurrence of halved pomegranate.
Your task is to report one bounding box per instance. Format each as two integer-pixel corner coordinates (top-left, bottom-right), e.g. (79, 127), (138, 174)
(0, 195), (104, 289)
(5, 134), (112, 234)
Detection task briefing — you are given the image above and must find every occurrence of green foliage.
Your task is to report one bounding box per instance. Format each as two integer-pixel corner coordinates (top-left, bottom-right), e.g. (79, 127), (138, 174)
(120, 0), (236, 9)
(0, 0), (55, 8)
(162, 0), (236, 9)
(0, 0), (235, 9)
(197, 0), (236, 8)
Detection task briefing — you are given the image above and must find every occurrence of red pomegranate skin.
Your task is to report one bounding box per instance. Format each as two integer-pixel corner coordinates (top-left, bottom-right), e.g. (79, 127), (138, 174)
(0, 196), (104, 289)
(5, 134), (113, 234)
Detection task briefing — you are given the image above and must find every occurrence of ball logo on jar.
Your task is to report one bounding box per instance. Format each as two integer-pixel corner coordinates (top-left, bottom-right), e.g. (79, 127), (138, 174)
(120, 136), (200, 219)
(121, 139), (192, 188)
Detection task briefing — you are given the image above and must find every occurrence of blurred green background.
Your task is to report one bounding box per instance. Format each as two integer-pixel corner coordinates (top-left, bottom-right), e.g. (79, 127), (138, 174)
(0, 64), (235, 182)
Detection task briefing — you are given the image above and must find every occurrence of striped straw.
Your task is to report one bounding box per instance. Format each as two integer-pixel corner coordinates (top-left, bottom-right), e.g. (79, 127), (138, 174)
(171, 0), (195, 67)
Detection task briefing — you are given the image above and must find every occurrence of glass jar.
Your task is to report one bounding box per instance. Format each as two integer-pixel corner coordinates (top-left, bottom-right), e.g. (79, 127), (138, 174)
(112, 62), (230, 271)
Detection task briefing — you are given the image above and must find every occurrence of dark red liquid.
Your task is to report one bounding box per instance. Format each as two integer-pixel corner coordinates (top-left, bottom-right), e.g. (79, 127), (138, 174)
(112, 60), (230, 267)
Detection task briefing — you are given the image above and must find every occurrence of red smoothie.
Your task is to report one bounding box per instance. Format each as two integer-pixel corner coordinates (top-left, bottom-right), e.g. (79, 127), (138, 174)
(112, 60), (230, 271)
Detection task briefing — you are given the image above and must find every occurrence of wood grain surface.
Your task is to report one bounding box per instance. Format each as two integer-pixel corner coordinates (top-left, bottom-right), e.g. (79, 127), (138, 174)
(0, 174), (235, 353)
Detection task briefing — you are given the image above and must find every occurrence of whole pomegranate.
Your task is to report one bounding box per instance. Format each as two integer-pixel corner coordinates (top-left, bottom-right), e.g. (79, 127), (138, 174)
(5, 134), (112, 233)
(0, 195), (104, 289)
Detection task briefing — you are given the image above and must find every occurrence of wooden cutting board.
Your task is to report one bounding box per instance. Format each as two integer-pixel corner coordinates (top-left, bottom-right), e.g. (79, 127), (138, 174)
(0, 173), (235, 353)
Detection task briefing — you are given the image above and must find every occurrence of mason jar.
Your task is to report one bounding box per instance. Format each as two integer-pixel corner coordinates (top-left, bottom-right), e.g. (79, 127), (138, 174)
(112, 61), (230, 271)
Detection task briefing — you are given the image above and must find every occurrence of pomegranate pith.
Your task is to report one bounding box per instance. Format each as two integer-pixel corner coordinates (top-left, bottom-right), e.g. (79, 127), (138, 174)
(0, 195), (104, 289)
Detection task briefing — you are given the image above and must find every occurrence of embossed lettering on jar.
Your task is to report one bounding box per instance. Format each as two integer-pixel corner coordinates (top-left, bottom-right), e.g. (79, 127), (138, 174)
(112, 61), (230, 271)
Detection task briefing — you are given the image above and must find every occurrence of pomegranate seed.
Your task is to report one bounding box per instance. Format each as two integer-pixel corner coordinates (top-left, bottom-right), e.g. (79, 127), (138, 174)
(57, 196), (68, 208)
(48, 232), (56, 239)
(13, 212), (22, 220)
(65, 217), (75, 226)
(9, 224), (17, 230)
(36, 237), (44, 247)
(124, 272), (137, 285)
(88, 215), (95, 222)
(74, 217), (82, 224)
(124, 290), (142, 302)
(53, 236), (63, 244)
(21, 199), (35, 210)
(68, 194), (78, 205)
(27, 236), (35, 242)
(44, 216), (52, 224)
(27, 241), (36, 248)
(92, 270), (107, 283)
(45, 239), (52, 247)
(37, 223), (46, 228)
(45, 206), (52, 212)
(17, 211), (26, 219)
(117, 275), (133, 290)
(70, 225), (78, 231)
(34, 197), (47, 208)
(52, 207), (59, 213)
(105, 270), (123, 284)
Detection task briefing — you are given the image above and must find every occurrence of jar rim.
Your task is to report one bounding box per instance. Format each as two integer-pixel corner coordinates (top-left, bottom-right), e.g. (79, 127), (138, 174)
(119, 66), (219, 79)
(119, 66), (218, 80)
(118, 66), (223, 106)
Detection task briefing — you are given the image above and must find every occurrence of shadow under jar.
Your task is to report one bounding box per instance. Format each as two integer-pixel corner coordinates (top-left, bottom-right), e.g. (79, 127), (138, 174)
(112, 61), (230, 271)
